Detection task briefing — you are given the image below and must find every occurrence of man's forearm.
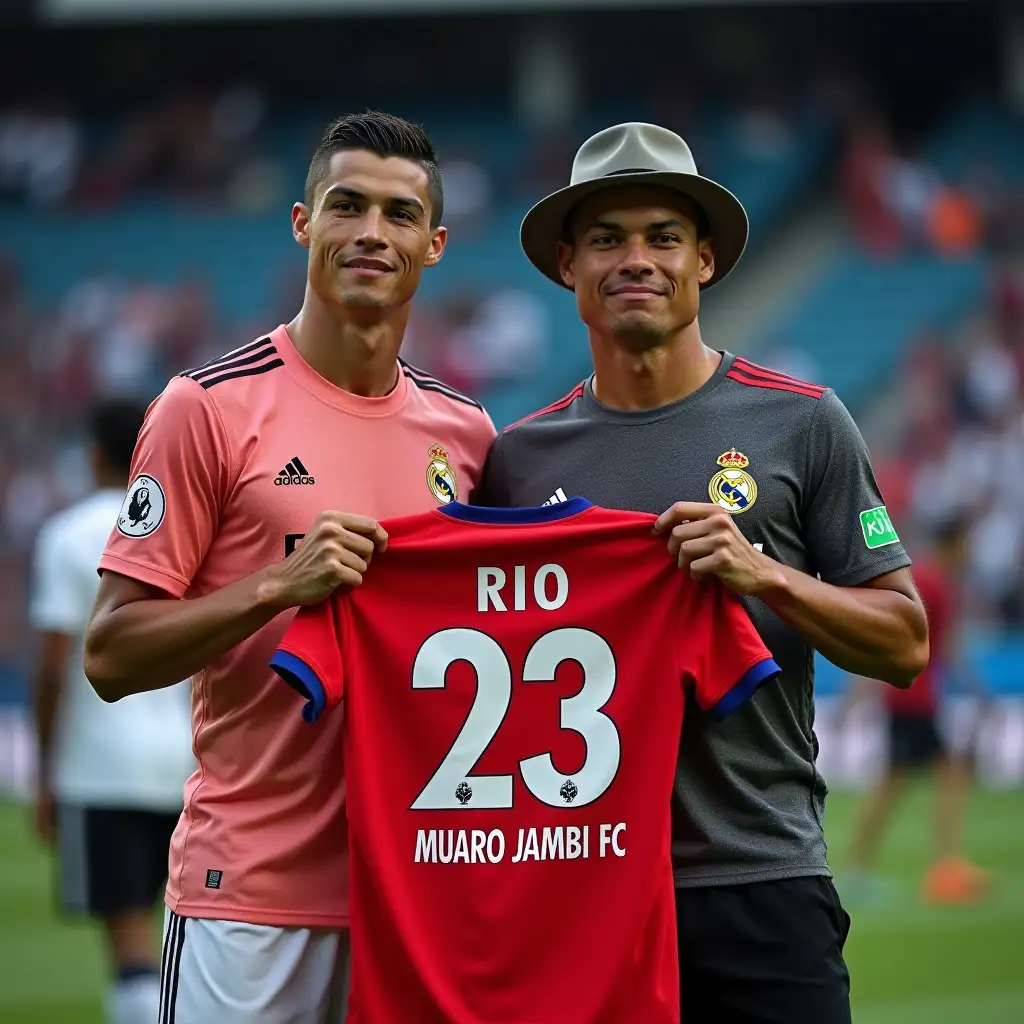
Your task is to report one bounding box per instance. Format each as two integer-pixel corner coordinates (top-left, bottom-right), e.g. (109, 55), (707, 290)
(756, 565), (928, 687)
(84, 569), (288, 701)
(32, 672), (60, 790)
(31, 632), (73, 789)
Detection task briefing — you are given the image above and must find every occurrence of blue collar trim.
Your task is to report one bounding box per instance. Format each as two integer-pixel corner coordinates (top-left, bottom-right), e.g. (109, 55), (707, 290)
(439, 497), (592, 524)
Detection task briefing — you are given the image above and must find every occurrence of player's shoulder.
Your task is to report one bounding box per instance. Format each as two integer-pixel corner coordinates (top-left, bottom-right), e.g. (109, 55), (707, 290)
(150, 334), (287, 433)
(500, 379), (588, 436)
(399, 361), (497, 475)
(399, 359), (490, 421)
(176, 333), (286, 399)
(723, 354), (833, 409)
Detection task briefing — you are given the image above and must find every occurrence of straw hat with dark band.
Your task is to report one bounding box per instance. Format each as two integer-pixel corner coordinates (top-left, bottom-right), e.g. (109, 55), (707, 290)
(520, 122), (749, 290)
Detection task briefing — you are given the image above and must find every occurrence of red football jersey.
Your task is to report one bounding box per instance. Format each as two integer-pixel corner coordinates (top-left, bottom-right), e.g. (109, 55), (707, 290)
(272, 498), (779, 1024)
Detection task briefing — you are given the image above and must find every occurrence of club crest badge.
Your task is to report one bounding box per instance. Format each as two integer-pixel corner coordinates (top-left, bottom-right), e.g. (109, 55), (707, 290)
(117, 474), (166, 537)
(708, 449), (757, 515)
(426, 444), (458, 504)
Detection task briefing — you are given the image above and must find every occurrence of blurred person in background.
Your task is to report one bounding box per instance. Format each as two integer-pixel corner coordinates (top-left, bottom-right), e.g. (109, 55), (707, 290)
(83, 111), (494, 1024)
(28, 397), (194, 1024)
(844, 515), (990, 905)
(0, 100), (81, 206)
(476, 121), (929, 1024)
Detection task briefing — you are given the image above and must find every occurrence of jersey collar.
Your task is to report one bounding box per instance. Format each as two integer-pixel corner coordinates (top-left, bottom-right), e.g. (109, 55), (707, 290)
(439, 498), (592, 524)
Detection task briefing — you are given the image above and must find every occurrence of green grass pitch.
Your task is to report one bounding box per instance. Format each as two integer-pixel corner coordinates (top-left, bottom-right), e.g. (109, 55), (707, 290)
(1, 783), (1023, 1022)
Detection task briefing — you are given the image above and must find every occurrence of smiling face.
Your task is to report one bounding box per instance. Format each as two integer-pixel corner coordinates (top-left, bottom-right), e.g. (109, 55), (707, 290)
(557, 185), (715, 351)
(292, 149), (446, 314)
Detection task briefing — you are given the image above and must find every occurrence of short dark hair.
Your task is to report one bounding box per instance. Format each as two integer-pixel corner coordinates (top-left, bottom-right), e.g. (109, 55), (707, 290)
(304, 110), (444, 228)
(89, 397), (148, 475)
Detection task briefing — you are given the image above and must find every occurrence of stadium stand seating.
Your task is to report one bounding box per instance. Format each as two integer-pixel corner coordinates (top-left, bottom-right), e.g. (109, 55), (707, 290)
(0, 104), (836, 427)
(927, 99), (1024, 188)
(755, 249), (989, 410)
(750, 99), (1024, 412)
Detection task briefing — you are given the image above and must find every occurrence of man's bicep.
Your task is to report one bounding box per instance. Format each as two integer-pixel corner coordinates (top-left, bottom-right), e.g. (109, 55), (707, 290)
(92, 569), (175, 621)
(804, 390), (911, 586)
(862, 566), (919, 600)
(99, 376), (232, 596)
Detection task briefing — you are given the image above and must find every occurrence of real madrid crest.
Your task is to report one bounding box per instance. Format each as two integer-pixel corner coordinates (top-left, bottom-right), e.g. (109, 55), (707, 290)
(708, 449), (757, 515)
(426, 444), (458, 504)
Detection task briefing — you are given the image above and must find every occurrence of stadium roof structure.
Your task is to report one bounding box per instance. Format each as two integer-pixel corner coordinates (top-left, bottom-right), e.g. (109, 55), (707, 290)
(39, 0), (973, 25)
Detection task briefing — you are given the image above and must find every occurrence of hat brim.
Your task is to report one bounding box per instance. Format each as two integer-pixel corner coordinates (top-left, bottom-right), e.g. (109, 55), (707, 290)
(520, 171), (749, 290)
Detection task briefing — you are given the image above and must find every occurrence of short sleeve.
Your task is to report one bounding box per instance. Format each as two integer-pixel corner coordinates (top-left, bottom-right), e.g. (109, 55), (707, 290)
(804, 389), (912, 587)
(470, 433), (511, 507)
(677, 579), (780, 721)
(270, 598), (347, 723)
(97, 376), (233, 598)
(29, 519), (84, 634)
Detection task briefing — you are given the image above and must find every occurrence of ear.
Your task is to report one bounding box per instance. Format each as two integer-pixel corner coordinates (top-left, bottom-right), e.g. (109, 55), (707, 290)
(556, 240), (575, 289)
(292, 202), (311, 249)
(697, 236), (715, 286)
(424, 225), (448, 267)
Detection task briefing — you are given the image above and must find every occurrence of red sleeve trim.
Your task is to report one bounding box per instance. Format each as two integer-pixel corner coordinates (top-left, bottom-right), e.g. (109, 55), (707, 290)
(732, 357), (827, 393)
(726, 368), (825, 399)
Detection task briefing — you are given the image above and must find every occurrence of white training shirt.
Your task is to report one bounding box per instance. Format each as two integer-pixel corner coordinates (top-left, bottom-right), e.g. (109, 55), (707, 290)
(29, 488), (195, 810)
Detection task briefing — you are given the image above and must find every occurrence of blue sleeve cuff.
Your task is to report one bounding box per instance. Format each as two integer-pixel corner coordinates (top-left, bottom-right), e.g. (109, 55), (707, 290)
(270, 650), (328, 724)
(711, 657), (781, 721)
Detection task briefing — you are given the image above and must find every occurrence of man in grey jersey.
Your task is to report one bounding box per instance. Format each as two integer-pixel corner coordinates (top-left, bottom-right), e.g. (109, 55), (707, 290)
(473, 122), (930, 1023)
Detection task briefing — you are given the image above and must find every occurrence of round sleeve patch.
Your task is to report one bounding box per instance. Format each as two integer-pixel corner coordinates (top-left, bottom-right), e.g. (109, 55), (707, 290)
(117, 474), (166, 538)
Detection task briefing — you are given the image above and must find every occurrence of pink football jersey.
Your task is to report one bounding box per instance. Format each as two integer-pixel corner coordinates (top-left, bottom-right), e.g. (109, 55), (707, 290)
(98, 325), (495, 927)
(273, 499), (780, 1022)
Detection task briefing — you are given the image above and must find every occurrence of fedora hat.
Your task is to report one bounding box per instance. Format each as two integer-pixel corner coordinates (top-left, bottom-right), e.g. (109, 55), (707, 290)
(520, 122), (749, 290)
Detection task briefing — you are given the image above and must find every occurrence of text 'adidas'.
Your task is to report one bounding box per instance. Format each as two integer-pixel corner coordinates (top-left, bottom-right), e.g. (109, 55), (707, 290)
(276, 457), (315, 486)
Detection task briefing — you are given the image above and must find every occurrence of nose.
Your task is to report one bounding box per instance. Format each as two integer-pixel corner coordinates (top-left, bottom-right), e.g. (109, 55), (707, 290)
(353, 207), (389, 250)
(616, 237), (657, 278)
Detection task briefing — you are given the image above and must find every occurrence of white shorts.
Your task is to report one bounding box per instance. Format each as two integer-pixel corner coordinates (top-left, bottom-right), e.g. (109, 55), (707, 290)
(159, 909), (350, 1024)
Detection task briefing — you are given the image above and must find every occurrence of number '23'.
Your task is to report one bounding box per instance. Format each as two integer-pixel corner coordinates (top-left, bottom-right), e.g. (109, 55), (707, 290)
(411, 627), (622, 811)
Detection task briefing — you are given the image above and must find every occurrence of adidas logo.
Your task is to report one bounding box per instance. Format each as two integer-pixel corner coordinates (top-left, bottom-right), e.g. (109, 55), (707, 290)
(542, 488), (568, 506)
(275, 457), (315, 486)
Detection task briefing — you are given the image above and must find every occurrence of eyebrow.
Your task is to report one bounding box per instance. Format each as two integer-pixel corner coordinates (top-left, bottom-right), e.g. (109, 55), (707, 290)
(321, 185), (425, 215)
(586, 217), (686, 233)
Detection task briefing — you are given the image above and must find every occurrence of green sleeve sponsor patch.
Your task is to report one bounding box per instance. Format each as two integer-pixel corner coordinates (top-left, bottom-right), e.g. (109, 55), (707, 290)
(860, 506), (900, 549)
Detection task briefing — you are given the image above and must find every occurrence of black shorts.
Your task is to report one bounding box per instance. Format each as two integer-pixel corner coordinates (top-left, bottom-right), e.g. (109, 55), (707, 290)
(889, 712), (944, 768)
(56, 804), (179, 917)
(676, 876), (852, 1024)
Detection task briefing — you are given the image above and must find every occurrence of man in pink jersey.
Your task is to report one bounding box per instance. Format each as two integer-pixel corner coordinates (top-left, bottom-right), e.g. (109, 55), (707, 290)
(83, 110), (495, 1024)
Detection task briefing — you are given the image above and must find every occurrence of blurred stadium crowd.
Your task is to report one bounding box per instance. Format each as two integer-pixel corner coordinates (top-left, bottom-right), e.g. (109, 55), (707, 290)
(0, 6), (1022, 686)
(878, 266), (1024, 627)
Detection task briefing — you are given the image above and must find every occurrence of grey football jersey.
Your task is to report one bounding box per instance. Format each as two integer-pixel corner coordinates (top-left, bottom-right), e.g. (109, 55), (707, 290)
(473, 352), (911, 886)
